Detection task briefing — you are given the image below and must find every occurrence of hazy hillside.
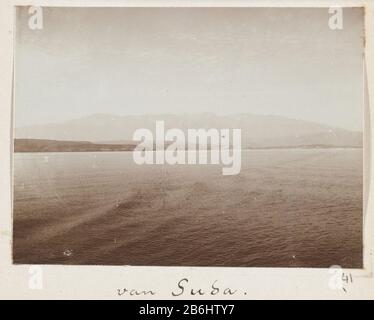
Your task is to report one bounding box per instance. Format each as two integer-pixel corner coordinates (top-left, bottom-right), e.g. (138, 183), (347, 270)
(15, 113), (363, 148)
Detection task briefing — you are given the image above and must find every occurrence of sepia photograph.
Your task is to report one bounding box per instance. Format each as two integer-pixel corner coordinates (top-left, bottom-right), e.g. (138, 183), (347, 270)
(13, 6), (364, 269)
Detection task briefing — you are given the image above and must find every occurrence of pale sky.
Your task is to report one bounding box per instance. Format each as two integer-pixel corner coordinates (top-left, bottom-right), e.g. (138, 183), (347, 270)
(15, 7), (364, 131)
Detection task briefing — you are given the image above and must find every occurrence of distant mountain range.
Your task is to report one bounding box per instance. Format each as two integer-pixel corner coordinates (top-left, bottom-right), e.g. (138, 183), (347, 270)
(15, 113), (362, 150)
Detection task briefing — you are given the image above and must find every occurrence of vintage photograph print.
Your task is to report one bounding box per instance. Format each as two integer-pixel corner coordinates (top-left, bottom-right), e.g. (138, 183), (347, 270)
(13, 7), (364, 268)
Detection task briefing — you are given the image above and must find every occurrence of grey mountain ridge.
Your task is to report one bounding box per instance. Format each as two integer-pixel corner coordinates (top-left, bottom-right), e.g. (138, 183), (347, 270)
(15, 113), (362, 148)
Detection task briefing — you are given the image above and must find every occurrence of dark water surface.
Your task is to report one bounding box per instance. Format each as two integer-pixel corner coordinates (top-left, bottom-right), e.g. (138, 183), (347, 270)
(13, 149), (363, 267)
